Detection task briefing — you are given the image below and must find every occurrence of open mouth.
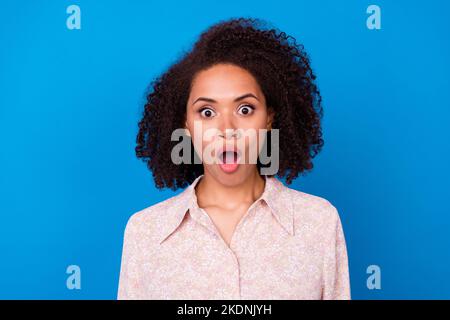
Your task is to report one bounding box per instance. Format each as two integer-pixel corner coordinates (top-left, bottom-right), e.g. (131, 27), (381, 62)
(218, 150), (241, 164)
(216, 146), (242, 174)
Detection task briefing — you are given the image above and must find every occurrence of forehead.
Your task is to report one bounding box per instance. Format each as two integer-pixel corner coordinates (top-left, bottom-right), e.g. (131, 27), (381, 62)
(189, 63), (263, 100)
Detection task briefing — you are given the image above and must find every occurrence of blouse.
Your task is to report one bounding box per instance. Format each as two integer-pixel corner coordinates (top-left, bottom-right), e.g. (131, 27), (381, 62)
(117, 174), (351, 299)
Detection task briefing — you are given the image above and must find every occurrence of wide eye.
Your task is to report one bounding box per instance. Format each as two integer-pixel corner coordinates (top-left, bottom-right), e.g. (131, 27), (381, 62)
(237, 104), (254, 116)
(199, 107), (216, 118)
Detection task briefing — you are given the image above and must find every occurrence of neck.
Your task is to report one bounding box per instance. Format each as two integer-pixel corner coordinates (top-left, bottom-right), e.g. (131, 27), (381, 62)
(195, 168), (266, 211)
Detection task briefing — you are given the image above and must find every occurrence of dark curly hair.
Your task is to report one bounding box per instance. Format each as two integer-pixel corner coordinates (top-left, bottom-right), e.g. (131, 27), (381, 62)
(136, 18), (324, 190)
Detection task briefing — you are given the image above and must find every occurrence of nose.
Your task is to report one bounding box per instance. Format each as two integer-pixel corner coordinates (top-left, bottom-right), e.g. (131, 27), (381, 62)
(218, 112), (238, 139)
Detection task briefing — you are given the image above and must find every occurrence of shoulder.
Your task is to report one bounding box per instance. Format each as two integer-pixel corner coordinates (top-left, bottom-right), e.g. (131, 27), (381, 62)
(283, 185), (342, 236)
(122, 192), (185, 240)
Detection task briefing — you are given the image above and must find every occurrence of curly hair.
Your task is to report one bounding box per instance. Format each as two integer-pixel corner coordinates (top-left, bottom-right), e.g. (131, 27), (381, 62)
(136, 18), (324, 190)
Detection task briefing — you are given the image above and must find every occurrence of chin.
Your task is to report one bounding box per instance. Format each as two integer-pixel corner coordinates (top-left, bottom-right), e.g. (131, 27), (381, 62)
(206, 165), (256, 187)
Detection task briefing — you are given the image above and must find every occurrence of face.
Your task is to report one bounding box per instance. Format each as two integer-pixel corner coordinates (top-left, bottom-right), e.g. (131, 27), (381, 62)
(185, 63), (273, 187)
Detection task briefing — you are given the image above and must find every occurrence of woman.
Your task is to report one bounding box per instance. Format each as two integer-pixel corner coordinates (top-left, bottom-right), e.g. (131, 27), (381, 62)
(118, 18), (351, 299)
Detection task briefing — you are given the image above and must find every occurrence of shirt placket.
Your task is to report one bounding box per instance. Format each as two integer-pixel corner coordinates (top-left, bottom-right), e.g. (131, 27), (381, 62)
(192, 199), (263, 299)
(186, 204), (237, 298)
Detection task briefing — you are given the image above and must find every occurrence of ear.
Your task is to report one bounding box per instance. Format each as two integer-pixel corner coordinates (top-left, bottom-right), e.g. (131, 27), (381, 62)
(184, 121), (191, 137)
(267, 108), (274, 130)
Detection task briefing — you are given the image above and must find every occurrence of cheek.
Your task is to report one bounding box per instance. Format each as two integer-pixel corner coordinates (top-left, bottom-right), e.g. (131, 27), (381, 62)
(239, 119), (269, 157)
(239, 110), (268, 129)
(251, 115), (270, 153)
(246, 129), (267, 156)
(187, 120), (219, 155)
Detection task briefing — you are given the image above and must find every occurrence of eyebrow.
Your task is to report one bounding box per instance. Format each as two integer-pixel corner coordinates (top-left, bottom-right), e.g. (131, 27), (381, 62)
(192, 93), (259, 105)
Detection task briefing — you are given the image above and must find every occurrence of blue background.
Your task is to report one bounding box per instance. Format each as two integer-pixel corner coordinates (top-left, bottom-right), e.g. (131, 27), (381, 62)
(1, 0), (449, 299)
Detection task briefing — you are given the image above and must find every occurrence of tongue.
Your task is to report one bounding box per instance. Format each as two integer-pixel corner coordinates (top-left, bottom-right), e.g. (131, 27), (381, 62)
(219, 163), (239, 173)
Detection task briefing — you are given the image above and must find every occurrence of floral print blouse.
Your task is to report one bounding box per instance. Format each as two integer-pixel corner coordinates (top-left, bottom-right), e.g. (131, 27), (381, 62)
(118, 174), (351, 299)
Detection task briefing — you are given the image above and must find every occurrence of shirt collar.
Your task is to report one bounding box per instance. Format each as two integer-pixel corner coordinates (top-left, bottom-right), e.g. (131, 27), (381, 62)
(158, 174), (295, 244)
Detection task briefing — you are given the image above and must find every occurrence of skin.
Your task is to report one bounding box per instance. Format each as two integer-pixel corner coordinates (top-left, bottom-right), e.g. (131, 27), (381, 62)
(184, 63), (273, 247)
